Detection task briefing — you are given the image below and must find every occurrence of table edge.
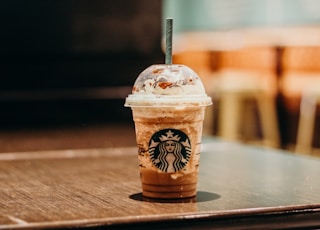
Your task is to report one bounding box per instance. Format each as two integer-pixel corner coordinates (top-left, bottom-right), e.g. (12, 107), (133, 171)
(2, 204), (320, 230)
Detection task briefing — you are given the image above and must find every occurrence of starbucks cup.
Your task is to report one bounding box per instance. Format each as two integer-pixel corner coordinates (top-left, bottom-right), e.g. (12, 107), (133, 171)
(125, 64), (212, 199)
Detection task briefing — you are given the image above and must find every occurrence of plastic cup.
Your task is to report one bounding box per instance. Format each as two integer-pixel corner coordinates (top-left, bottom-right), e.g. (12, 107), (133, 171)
(125, 64), (212, 199)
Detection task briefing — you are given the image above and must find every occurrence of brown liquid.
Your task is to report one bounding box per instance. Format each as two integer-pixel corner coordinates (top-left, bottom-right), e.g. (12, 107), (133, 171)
(141, 168), (198, 198)
(132, 106), (205, 199)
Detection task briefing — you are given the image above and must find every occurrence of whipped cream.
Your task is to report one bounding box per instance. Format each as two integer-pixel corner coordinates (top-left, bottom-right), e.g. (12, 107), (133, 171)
(132, 64), (206, 95)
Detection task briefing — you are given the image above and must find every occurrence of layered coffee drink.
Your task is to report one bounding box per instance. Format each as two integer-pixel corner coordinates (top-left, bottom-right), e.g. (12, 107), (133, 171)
(125, 64), (212, 199)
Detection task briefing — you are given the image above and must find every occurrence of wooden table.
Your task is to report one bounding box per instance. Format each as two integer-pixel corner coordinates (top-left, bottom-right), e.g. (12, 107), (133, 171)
(1, 138), (320, 229)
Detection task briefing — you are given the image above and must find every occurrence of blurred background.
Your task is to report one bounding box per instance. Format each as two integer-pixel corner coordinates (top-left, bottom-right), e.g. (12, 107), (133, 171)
(1, 0), (320, 155)
(0, 0), (163, 126)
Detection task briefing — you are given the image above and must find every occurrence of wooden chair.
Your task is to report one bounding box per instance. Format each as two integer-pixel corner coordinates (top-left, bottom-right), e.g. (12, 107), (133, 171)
(280, 46), (320, 155)
(216, 47), (280, 148)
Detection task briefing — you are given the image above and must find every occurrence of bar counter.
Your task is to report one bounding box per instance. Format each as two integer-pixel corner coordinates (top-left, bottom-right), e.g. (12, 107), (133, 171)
(1, 138), (320, 229)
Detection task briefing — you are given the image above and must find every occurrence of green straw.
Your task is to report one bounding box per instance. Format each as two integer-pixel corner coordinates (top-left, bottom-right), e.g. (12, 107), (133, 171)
(165, 18), (173, 65)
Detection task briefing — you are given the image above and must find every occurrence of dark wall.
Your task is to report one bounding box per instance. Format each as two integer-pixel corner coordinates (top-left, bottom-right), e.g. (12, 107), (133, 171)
(0, 0), (164, 126)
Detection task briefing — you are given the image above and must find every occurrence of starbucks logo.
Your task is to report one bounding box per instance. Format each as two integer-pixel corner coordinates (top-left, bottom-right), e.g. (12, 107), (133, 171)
(148, 129), (191, 173)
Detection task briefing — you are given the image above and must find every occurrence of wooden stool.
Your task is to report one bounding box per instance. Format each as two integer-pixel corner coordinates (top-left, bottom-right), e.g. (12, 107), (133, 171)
(295, 87), (320, 155)
(218, 87), (280, 148)
(214, 47), (280, 148)
(281, 46), (320, 154)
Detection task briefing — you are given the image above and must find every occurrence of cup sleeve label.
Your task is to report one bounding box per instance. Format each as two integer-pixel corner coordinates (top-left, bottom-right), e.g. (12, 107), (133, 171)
(148, 129), (191, 173)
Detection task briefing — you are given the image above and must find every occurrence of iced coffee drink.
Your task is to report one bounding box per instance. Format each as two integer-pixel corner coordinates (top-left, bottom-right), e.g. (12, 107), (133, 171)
(125, 64), (212, 199)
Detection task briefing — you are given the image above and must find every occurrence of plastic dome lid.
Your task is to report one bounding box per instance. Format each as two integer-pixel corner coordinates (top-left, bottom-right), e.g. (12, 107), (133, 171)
(125, 64), (212, 107)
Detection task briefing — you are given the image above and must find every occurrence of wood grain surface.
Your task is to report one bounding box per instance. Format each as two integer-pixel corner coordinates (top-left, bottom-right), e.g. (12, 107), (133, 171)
(1, 139), (320, 229)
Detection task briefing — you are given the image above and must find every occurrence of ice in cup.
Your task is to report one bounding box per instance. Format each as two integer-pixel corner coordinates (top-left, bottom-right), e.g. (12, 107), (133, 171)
(125, 64), (212, 199)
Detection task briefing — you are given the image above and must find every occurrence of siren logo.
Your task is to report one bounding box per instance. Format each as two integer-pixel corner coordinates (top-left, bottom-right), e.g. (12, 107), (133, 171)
(148, 129), (191, 173)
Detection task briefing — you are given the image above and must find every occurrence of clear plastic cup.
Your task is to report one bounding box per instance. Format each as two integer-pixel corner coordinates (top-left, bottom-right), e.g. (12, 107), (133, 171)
(125, 64), (212, 199)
